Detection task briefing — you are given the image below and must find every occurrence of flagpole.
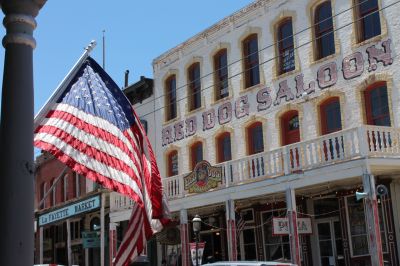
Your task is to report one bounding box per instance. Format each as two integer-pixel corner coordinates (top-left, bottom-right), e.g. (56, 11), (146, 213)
(34, 40), (97, 129)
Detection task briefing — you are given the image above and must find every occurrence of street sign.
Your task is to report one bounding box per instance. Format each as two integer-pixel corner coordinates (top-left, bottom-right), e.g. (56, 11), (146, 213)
(82, 231), (101, 248)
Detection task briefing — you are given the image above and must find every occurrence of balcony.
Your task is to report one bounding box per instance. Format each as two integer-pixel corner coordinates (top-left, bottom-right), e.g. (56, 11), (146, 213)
(110, 125), (400, 212)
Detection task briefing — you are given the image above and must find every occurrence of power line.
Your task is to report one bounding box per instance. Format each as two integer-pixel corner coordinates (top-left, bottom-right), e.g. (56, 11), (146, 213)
(136, 1), (399, 119)
(135, 0), (381, 111)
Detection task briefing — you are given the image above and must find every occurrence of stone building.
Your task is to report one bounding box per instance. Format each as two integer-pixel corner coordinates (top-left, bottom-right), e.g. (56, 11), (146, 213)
(110, 0), (400, 265)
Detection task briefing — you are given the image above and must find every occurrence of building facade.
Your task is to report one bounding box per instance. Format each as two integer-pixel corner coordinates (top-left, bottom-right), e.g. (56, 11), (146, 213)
(110, 0), (400, 266)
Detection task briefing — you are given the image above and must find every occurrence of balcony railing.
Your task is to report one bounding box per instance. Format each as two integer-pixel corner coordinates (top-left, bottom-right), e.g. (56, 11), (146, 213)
(110, 125), (400, 211)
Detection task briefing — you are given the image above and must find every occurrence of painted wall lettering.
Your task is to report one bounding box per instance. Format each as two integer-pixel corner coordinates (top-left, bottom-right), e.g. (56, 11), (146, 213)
(317, 62), (338, 89)
(257, 86), (272, 111)
(235, 95), (249, 119)
(186, 116), (197, 137)
(342, 52), (364, 79)
(295, 74), (315, 98)
(367, 39), (393, 71)
(162, 126), (174, 146)
(174, 121), (185, 141)
(274, 80), (294, 105)
(202, 109), (216, 131)
(218, 102), (232, 125)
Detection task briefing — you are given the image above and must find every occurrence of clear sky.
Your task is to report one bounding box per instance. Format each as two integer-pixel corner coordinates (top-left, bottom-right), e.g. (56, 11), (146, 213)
(0, 0), (253, 115)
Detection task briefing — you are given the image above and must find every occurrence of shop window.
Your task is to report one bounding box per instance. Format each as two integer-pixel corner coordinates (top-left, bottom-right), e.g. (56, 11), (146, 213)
(214, 49), (229, 100)
(281, 110), (300, 145)
(262, 210), (291, 261)
(188, 63), (201, 111)
(364, 82), (390, 126)
(355, 0), (381, 42)
(247, 122), (264, 155)
(243, 34), (260, 88)
(216, 132), (232, 163)
(242, 228), (257, 260)
(278, 18), (295, 75)
(70, 220), (82, 240)
(320, 97), (342, 134)
(167, 150), (178, 177)
(190, 141), (203, 170)
(165, 75), (177, 121)
(315, 1), (335, 59)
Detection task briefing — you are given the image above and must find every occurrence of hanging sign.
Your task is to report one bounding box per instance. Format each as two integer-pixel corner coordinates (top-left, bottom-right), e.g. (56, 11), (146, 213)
(189, 242), (206, 266)
(184, 160), (222, 193)
(272, 217), (312, 235)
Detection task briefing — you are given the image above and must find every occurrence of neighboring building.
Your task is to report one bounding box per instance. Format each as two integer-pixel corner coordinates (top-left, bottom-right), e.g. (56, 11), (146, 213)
(148, 0), (399, 266)
(34, 152), (110, 265)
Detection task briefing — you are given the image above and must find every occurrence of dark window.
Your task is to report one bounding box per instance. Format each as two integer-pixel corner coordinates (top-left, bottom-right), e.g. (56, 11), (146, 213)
(191, 142), (203, 170)
(217, 132), (232, 163)
(278, 19), (295, 74)
(357, 0), (381, 42)
(167, 150), (178, 177)
(320, 97), (342, 134)
(243, 34), (260, 88)
(365, 82), (390, 126)
(188, 63), (201, 111)
(315, 1), (335, 59)
(214, 49), (229, 100)
(247, 122), (264, 155)
(165, 75), (177, 121)
(282, 110), (300, 145)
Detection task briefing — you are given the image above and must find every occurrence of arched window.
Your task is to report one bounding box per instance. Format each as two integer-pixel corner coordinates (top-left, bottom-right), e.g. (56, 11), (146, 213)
(216, 132), (232, 163)
(50, 178), (56, 207)
(281, 110), (300, 145)
(167, 150), (179, 177)
(320, 97), (342, 134)
(188, 63), (201, 111)
(364, 82), (390, 126)
(214, 49), (229, 100)
(39, 181), (46, 208)
(355, 0), (381, 42)
(165, 75), (177, 121)
(243, 34), (260, 88)
(247, 122), (264, 155)
(278, 18), (295, 74)
(315, 1), (335, 59)
(190, 141), (203, 170)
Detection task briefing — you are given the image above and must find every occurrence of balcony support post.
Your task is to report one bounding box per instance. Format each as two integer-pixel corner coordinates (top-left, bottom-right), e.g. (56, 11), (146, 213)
(180, 209), (190, 266)
(286, 187), (301, 266)
(225, 199), (238, 261)
(109, 222), (118, 266)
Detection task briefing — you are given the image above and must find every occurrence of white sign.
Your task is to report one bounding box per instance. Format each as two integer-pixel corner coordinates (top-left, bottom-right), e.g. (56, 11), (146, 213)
(189, 242), (205, 266)
(272, 217), (312, 235)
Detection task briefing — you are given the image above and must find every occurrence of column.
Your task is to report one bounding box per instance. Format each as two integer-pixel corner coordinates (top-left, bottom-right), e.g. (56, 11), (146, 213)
(0, 1), (46, 265)
(109, 222), (118, 266)
(286, 187), (301, 266)
(225, 199), (237, 261)
(67, 219), (72, 266)
(180, 209), (190, 266)
(362, 174), (384, 266)
(39, 226), (44, 264)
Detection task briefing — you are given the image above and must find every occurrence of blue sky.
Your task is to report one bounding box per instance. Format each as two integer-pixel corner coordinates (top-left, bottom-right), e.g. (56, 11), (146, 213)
(0, 0), (253, 115)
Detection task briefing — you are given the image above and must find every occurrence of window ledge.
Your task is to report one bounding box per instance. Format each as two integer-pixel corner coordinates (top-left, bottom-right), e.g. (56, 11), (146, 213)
(352, 33), (387, 50)
(211, 95), (234, 106)
(163, 116), (180, 126)
(239, 83), (264, 95)
(185, 105), (205, 117)
(310, 52), (339, 67)
(272, 68), (301, 82)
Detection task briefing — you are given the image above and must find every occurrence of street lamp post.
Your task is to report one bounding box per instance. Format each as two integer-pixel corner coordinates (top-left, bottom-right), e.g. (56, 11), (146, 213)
(192, 215), (202, 266)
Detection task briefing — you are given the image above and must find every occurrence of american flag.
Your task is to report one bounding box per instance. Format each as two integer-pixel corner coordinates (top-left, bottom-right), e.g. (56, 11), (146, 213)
(34, 57), (168, 266)
(235, 211), (245, 241)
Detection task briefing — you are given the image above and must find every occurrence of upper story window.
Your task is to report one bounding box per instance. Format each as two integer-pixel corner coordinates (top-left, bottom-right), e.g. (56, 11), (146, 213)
(320, 97), (342, 134)
(278, 19), (295, 75)
(281, 110), (300, 145)
(315, 1), (335, 59)
(364, 82), (390, 126)
(247, 122), (264, 155)
(167, 150), (178, 177)
(356, 0), (381, 42)
(243, 34), (260, 88)
(190, 141), (203, 170)
(188, 63), (202, 111)
(216, 132), (232, 163)
(214, 49), (229, 100)
(165, 75), (177, 121)
(39, 181), (46, 208)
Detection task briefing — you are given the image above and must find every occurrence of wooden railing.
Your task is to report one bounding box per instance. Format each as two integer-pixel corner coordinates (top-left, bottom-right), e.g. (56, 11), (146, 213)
(110, 126), (400, 211)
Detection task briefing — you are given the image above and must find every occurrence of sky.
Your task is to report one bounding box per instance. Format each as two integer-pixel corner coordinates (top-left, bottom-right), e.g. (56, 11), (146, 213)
(0, 0), (253, 115)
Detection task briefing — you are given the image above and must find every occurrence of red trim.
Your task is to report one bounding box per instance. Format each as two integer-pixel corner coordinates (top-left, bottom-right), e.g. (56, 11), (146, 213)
(216, 132), (231, 163)
(364, 81), (390, 126)
(281, 110), (300, 145)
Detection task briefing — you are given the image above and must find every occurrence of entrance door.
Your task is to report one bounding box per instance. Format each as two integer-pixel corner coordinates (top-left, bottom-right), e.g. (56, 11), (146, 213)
(200, 230), (223, 263)
(316, 218), (344, 266)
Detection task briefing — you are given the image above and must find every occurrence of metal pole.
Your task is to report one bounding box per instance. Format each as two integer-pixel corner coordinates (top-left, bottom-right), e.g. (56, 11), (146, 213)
(67, 219), (72, 266)
(0, 1), (45, 265)
(39, 226), (44, 264)
(100, 193), (105, 266)
(195, 233), (199, 266)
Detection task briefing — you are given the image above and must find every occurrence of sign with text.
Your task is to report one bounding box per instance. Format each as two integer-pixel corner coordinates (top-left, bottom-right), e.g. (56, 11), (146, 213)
(272, 217), (312, 235)
(38, 195), (100, 226)
(82, 231), (101, 248)
(189, 242), (205, 266)
(184, 161), (222, 193)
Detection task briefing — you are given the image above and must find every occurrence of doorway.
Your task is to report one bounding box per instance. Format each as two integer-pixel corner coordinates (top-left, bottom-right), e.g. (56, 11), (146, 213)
(316, 218), (344, 266)
(200, 230), (223, 263)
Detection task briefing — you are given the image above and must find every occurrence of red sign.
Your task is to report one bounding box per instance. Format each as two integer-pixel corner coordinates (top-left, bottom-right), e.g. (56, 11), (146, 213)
(189, 242), (205, 265)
